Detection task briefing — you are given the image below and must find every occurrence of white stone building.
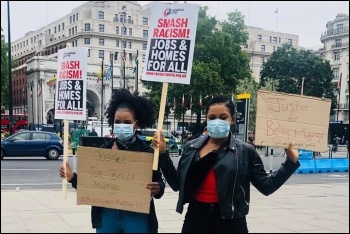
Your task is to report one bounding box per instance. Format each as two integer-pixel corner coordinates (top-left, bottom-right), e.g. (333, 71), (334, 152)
(11, 1), (150, 124)
(243, 26), (300, 82)
(320, 13), (349, 126)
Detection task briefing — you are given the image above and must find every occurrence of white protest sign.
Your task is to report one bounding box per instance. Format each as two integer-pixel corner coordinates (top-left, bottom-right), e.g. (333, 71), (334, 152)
(142, 3), (199, 85)
(54, 47), (88, 120)
(255, 90), (331, 152)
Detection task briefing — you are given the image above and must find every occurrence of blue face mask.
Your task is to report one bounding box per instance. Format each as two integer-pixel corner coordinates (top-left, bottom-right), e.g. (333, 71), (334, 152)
(113, 124), (134, 141)
(207, 119), (231, 139)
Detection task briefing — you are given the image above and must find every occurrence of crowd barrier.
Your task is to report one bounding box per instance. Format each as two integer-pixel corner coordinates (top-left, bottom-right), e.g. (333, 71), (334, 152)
(295, 158), (349, 174)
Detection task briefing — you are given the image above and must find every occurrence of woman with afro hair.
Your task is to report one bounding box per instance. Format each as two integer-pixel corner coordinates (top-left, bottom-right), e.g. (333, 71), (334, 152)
(60, 88), (167, 233)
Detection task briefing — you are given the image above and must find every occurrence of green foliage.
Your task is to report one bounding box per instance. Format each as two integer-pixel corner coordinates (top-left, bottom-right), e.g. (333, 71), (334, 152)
(143, 7), (252, 133)
(260, 44), (336, 114)
(1, 28), (9, 108)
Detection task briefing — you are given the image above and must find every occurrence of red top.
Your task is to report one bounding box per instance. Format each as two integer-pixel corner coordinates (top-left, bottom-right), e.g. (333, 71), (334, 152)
(193, 167), (219, 203)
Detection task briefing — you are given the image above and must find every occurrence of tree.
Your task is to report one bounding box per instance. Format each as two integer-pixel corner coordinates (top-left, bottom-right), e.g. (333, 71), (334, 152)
(143, 7), (252, 134)
(260, 44), (336, 113)
(1, 28), (9, 108)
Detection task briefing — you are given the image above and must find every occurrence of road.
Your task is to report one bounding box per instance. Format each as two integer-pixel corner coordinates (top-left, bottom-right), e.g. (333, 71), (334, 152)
(1, 153), (348, 191)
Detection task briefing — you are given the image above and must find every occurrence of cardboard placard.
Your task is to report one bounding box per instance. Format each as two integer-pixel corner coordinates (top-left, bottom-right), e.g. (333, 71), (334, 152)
(255, 90), (331, 152)
(77, 147), (153, 214)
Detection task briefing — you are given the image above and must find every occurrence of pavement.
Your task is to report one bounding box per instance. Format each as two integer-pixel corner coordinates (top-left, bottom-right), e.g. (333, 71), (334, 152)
(1, 181), (349, 233)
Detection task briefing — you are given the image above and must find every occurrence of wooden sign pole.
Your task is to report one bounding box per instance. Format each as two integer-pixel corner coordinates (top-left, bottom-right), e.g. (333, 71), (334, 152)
(62, 42), (72, 199)
(153, 83), (168, 170)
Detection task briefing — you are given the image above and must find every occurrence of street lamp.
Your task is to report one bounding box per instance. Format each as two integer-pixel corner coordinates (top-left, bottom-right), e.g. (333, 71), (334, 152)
(28, 81), (34, 130)
(120, 5), (127, 88)
(7, 1), (13, 135)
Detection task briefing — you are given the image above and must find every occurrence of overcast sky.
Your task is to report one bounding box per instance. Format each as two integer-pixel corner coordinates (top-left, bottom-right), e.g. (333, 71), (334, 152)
(1, 1), (349, 49)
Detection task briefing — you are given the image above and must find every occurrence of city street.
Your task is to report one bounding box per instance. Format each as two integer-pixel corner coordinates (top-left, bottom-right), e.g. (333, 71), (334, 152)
(1, 152), (348, 191)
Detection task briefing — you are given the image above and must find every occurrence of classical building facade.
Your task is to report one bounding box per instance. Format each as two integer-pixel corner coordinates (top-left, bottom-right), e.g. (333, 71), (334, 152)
(320, 14), (349, 122)
(11, 1), (150, 124)
(320, 13), (349, 141)
(243, 26), (300, 82)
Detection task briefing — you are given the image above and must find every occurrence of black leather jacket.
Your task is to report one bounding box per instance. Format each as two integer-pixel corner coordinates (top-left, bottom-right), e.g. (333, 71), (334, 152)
(159, 133), (300, 219)
(69, 137), (166, 232)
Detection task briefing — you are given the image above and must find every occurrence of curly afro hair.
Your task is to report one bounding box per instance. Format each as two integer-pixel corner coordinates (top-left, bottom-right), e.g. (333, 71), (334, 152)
(105, 89), (156, 129)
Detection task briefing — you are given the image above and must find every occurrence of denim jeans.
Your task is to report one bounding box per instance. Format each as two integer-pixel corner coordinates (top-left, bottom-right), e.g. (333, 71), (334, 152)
(96, 208), (149, 233)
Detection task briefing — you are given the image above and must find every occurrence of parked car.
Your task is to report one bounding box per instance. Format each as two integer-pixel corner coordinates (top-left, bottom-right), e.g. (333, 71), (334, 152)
(1, 131), (63, 160)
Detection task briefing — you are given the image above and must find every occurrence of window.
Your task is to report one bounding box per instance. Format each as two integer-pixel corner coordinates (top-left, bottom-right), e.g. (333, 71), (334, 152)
(261, 45), (265, 52)
(143, 30), (148, 38)
(54, 27), (57, 33)
(88, 49), (90, 57)
(269, 36), (272, 42)
(333, 68), (339, 79)
(58, 25), (60, 32)
(334, 51), (340, 61)
(143, 17), (148, 25)
(99, 24), (105, 32)
(243, 44), (248, 48)
(72, 27), (75, 35)
(122, 27), (127, 35)
(33, 133), (46, 141)
(99, 38), (105, 46)
(129, 53), (133, 62)
(288, 39), (293, 45)
(11, 132), (30, 141)
(70, 16), (72, 24)
(257, 34), (262, 41)
(62, 23), (64, 30)
(336, 24), (343, 33)
(335, 39), (342, 47)
(129, 28), (132, 36)
(85, 23), (90, 31)
(142, 54), (145, 62)
(73, 14), (75, 22)
(120, 14), (124, 23)
(75, 26), (78, 33)
(76, 13), (78, 21)
(128, 16), (132, 24)
(114, 14), (118, 22)
(116, 40), (119, 47)
(122, 41), (126, 48)
(273, 37), (277, 43)
(84, 38), (90, 44)
(116, 26), (119, 34)
(99, 50), (104, 59)
(98, 11), (104, 20)
(69, 29), (71, 36)
(128, 42), (132, 49)
(142, 42), (147, 50)
(114, 52), (118, 60)
(260, 57), (265, 63)
(273, 46), (276, 52)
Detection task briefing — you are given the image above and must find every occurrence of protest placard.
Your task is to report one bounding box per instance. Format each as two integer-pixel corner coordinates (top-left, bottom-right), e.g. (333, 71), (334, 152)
(54, 47), (88, 121)
(77, 147), (153, 214)
(142, 3), (199, 85)
(255, 90), (331, 152)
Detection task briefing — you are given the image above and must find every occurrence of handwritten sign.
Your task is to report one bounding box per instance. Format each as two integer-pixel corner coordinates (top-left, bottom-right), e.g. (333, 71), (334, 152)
(77, 147), (153, 214)
(255, 90), (331, 152)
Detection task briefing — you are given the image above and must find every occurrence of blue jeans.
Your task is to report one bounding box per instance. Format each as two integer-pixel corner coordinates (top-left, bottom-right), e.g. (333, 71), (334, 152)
(96, 208), (149, 233)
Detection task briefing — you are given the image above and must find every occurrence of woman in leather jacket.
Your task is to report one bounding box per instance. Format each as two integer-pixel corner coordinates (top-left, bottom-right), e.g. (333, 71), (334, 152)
(60, 89), (165, 233)
(153, 95), (300, 233)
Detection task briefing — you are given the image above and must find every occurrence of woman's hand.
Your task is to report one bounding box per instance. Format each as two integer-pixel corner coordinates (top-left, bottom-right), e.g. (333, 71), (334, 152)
(285, 142), (299, 163)
(152, 130), (167, 154)
(145, 182), (160, 196)
(60, 161), (73, 182)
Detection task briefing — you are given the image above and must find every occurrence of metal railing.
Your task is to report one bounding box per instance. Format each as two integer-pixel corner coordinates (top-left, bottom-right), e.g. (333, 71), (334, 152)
(321, 27), (349, 39)
(331, 42), (349, 48)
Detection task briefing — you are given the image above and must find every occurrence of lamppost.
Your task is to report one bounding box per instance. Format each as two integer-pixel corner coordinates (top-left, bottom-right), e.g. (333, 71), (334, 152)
(7, 1), (14, 135)
(120, 5), (126, 88)
(28, 81), (34, 130)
